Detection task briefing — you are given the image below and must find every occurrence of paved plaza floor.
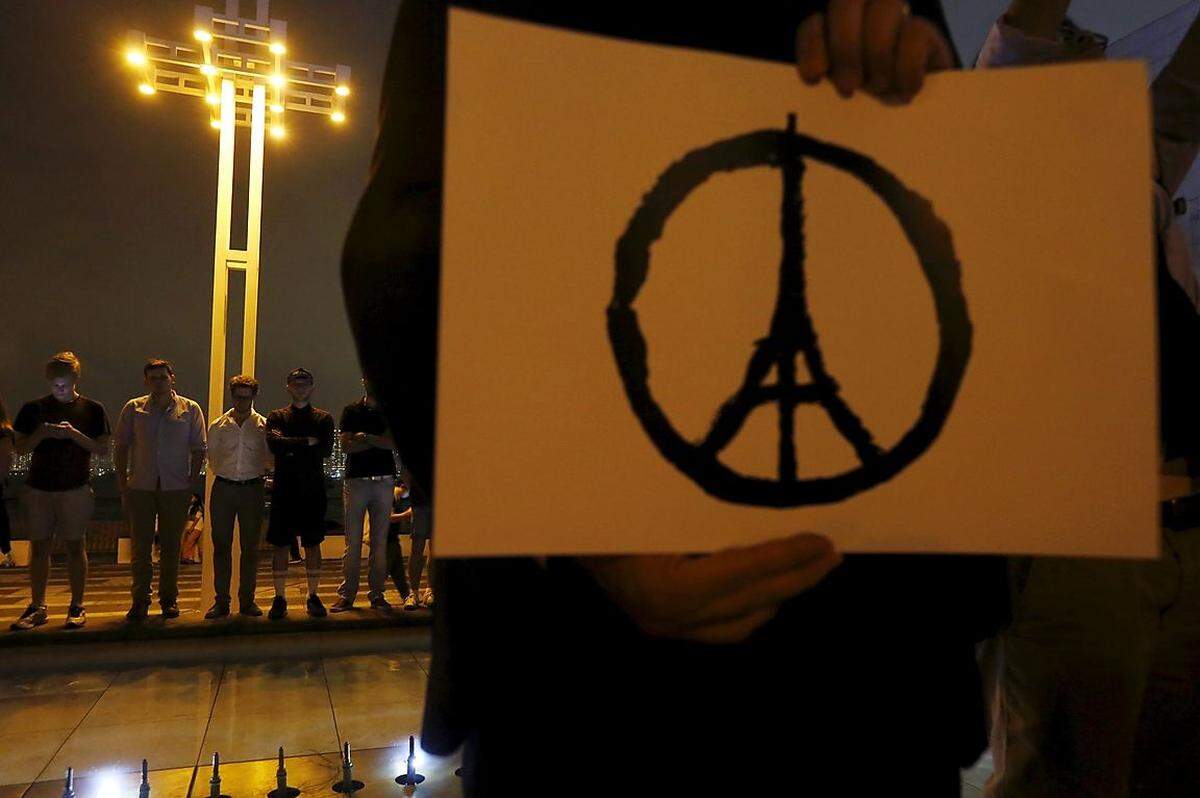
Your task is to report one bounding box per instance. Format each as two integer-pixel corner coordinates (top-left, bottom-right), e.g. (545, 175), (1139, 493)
(0, 652), (460, 797)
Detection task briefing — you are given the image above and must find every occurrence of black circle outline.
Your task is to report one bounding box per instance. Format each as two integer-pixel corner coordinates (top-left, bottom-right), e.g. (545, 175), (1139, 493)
(606, 126), (971, 506)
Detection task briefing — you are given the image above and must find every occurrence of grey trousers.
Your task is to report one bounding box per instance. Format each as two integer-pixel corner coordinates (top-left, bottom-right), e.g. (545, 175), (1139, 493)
(983, 528), (1200, 798)
(128, 488), (191, 606)
(337, 477), (393, 602)
(209, 479), (264, 606)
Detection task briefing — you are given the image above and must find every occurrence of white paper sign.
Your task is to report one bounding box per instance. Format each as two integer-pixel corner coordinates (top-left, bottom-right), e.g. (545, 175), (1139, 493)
(436, 9), (1158, 558)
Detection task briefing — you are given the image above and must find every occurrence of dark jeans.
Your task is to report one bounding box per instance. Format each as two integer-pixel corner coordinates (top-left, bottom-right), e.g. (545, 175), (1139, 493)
(209, 479), (264, 606)
(128, 488), (190, 606)
(387, 534), (410, 598)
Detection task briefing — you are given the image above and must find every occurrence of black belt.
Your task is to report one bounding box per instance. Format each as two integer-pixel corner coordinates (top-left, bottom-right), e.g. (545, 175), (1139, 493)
(216, 475), (265, 487)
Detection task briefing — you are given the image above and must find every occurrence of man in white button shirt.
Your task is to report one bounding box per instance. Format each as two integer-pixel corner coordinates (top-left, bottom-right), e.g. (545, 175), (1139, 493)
(204, 375), (270, 618)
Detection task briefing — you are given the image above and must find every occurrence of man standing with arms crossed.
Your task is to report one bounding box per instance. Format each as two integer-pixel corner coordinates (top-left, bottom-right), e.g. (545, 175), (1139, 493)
(205, 375), (269, 619)
(265, 368), (335, 619)
(332, 378), (397, 612)
(115, 359), (206, 621)
(10, 352), (110, 631)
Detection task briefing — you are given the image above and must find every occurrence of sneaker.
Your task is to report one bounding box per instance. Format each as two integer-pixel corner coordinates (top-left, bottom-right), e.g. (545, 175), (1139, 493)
(10, 604), (48, 631)
(288, 556), (303, 565)
(370, 596), (392, 611)
(403, 593), (419, 611)
(239, 602), (263, 617)
(126, 602), (150, 622)
(160, 603), (180, 619)
(268, 595), (288, 620)
(329, 597), (354, 614)
(0, 552), (16, 568)
(419, 588), (435, 609)
(65, 605), (87, 629)
(306, 593), (327, 618)
(204, 602), (230, 620)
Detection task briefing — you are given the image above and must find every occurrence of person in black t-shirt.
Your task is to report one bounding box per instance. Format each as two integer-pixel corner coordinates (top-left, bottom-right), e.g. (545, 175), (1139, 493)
(332, 378), (398, 612)
(10, 352), (111, 631)
(264, 368), (335, 619)
(342, 3), (1006, 796)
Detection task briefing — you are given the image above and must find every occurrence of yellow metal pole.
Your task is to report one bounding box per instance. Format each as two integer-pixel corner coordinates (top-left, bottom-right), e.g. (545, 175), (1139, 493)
(201, 78), (237, 609)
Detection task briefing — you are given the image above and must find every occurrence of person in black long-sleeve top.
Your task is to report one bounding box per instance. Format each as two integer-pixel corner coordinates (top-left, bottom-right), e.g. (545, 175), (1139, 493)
(342, 2), (1008, 796)
(264, 367), (335, 619)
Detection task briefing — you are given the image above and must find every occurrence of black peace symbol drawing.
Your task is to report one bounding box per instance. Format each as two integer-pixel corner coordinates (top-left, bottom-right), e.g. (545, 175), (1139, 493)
(607, 114), (971, 507)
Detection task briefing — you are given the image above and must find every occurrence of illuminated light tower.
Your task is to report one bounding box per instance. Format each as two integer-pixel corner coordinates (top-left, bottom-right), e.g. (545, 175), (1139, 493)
(123, 0), (350, 606)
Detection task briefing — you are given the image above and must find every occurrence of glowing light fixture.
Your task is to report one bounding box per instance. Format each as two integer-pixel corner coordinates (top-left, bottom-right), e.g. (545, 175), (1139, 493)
(331, 111), (345, 123)
(210, 118), (222, 129)
(335, 85), (349, 97)
(138, 82), (156, 95)
(270, 103), (284, 113)
(206, 93), (220, 105)
(194, 29), (213, 42)
(200, 64), (217, 76)
(126, 49), (147, 67)
(270, 124), (285, 139)
(270, 74), (286, 88)
(270, 42), (286, 55)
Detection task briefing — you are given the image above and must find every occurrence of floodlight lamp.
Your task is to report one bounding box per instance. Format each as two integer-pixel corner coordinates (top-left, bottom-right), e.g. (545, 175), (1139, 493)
(270, 103), (284, 114)
(125, 49), (147, 67)
(270, 74), (286, 88)
(194, 29), (213, 43)
(138, 82), (156, 95)
(270, 42), (286, 55)
(331, 111), (345, 123)
(206, 93), (220, 105)
(210, 118), (222, 129)
(270, 125), (285, 139)
(200, 64), (218, 76)
(335, 85), (350, 97)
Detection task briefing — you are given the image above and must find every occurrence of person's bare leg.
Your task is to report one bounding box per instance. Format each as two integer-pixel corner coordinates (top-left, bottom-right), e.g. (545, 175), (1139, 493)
(305, 545), (322, 596)
(29, 540), (52, 607)
(65, 540), (87, 606)
(272, 546), (289, 597)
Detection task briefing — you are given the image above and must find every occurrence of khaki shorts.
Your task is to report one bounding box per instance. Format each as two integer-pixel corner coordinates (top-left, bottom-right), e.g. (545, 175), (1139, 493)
(23, 485), (94, 542)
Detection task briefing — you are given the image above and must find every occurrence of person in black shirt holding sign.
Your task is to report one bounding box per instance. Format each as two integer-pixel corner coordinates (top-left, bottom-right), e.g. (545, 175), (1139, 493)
(264, 368), (335, 619)
(332, 378), (398, 612)
(10, 352), (110, 631)
(342, 2), (1005, 796)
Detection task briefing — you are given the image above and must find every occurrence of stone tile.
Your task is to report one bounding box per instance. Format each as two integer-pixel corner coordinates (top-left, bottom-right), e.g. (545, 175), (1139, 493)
(23, 765), (196, 798)
(0, 672), (116, 700)
(0, 692), (103, 733)
(43, 715), (210, 778)
(0, 729), (72, 787)
(333, 704), (424, 751)
(211, 680), (331, 716)
(87, 684), (218, 724)
(201, 705), (340, 764)
(109, 665), (222, 692)
(197, 752), (339, 798)
(327, 670), (426, 710)
(219, 660), (324, 686)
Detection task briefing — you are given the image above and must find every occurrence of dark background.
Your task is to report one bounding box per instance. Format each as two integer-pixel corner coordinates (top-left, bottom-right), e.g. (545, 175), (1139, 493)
(0, 0), (400, 424)
(0, 0), (1189, 426)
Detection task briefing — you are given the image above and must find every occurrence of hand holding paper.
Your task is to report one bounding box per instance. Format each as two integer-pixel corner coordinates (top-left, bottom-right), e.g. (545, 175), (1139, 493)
(580, 533), (842, 644)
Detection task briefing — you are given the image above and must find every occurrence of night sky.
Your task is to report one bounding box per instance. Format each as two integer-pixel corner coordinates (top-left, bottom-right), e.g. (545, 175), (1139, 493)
(1, 0), (399, 424)
(1, 0), (1189, 426)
